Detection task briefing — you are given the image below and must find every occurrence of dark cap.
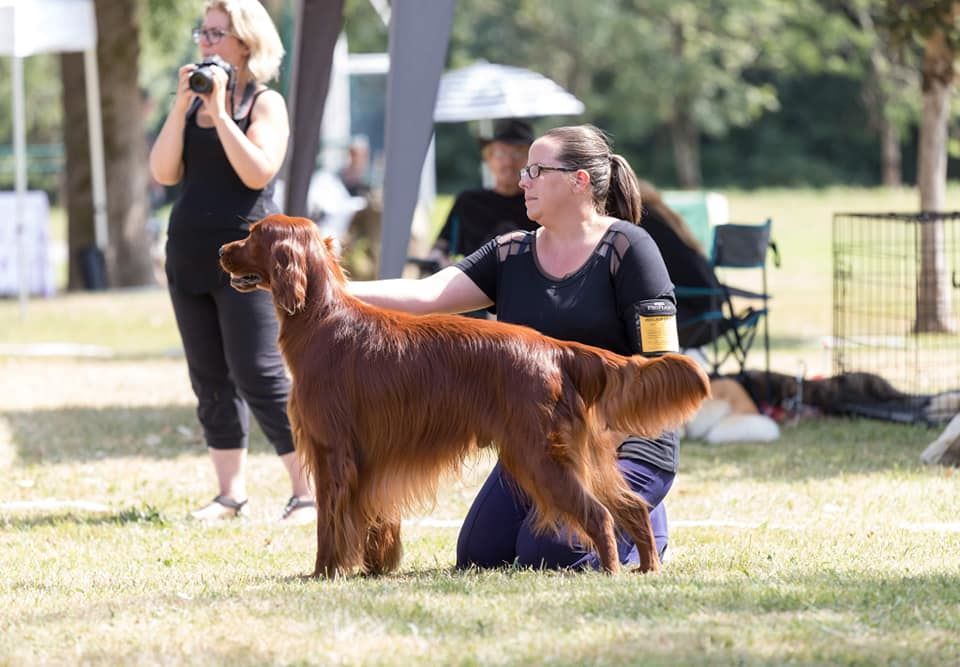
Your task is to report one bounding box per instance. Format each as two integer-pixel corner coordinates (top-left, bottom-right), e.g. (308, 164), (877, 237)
(478, 118), (534, 148)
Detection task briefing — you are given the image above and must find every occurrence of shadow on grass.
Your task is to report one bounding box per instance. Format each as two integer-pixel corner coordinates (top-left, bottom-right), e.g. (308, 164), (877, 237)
(1, 404), (209, 464)
(0, 505), (168, 529)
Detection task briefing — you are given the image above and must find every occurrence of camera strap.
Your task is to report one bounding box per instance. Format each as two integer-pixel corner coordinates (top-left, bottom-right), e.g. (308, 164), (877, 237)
(231, 82), (257, 121)
(186, 96), (203, 120)
(184, 82), (257, 125)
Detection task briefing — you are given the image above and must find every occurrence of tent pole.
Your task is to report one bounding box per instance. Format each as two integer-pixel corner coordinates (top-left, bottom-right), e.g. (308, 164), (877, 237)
(276, 0), (303, 194)
(84, 47), (108, 256)
(379, 0), (456, 278)
(282, 0), (344, 217)
(13, 55), (28, 319)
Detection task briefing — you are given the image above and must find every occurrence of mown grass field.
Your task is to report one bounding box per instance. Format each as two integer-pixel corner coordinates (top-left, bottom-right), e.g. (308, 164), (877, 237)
(1, 186), (959, 665)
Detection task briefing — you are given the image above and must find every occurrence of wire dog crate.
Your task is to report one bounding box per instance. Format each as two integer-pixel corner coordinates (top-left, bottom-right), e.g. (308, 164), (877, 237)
(832, 212), (960, 423)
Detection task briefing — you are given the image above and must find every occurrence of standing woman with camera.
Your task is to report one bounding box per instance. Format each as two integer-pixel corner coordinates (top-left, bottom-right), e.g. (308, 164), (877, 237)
(149, 0), (314, 523)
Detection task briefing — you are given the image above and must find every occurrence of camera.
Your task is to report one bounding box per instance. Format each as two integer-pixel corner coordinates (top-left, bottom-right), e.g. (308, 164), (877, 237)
(188, 55), (235, 94)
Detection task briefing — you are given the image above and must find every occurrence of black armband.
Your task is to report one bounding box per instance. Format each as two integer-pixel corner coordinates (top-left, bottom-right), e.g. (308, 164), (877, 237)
(629, 299), (679, 357)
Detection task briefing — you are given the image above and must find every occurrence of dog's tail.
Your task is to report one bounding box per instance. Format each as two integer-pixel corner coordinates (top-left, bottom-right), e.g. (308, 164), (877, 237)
(565, 347), (711, 438)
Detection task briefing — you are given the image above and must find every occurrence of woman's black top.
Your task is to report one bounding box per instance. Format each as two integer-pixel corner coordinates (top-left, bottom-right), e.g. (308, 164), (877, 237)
(166, 90), (279, 294)
(456, 220), (682, 472)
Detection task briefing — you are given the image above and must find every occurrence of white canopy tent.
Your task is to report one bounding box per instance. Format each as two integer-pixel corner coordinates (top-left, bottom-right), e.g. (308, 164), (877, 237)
(0, 0), (107, 314)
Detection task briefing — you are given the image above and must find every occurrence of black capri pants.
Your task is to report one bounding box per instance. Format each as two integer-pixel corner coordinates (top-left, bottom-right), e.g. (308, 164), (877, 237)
(168, 282), (295, 455)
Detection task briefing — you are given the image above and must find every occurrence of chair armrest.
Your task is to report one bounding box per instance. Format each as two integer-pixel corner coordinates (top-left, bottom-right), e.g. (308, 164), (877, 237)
(674, 285), (725, 298)
(723, 285), (771, 300)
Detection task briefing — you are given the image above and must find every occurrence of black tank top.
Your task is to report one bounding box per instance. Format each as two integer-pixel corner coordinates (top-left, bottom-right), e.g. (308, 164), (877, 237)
(165, 88), (281, 293)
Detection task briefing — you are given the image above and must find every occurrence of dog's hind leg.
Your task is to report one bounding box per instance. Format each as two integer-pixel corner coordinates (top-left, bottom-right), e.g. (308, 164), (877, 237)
(362, 518), (403, 576)
(598, 487), (659, 573)
(509, 454), (621, 574)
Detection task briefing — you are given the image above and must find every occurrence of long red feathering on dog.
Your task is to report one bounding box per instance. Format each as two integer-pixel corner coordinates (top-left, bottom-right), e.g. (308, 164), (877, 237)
(220, 214), (710, 577)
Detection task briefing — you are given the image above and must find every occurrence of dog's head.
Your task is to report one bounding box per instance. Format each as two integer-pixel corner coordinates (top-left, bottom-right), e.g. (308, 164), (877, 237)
(219, 214), (342, 316)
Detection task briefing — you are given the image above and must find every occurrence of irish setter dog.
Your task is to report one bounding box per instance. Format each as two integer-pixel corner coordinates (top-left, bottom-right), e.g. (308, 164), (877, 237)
(220, 214), (710, 577)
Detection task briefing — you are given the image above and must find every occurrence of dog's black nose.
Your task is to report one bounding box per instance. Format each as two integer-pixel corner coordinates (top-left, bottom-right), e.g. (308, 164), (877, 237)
(218, 246), (225, 257)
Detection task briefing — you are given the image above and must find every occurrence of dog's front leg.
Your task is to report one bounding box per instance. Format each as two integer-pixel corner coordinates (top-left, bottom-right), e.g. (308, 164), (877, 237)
(287, 402), (339, 577)
(310, 442), (366, 578)
(311, 452), (340, 578)
(308, 447), (355, 578)
(362, 518), (403, 576)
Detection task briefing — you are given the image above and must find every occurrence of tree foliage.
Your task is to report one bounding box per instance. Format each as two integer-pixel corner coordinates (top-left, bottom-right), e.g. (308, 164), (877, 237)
(2, 0), (957, 202)
(0, 55), (64, 193)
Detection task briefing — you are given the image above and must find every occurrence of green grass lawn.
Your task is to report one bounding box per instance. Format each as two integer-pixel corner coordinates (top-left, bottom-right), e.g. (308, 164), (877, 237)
(1, 186), (959, 665)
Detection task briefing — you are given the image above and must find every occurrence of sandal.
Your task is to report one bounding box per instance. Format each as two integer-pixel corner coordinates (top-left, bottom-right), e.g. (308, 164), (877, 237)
(189, 494), (248, 521)
(280, 495), (317, 524)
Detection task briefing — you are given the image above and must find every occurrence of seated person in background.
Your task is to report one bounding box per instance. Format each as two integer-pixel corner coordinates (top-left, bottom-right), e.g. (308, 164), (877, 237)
(338, 134), (372, 197)
(429, 118), (538, 267)
(635, 180), (718, 346)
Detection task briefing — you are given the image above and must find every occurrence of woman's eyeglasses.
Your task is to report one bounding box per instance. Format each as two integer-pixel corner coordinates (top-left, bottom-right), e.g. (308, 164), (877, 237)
(192, 27), (233, 45)
(519, 164), (577, 180)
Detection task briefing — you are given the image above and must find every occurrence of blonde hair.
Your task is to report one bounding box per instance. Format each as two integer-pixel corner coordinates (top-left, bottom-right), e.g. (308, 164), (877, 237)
(204, 0), (284, 83)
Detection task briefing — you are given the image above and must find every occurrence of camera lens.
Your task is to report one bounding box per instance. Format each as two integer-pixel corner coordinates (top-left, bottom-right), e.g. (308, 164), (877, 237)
(188, 67), (214, 94)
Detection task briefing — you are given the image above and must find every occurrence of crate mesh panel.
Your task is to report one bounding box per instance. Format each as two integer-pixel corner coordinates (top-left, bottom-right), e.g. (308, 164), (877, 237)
(832, 212), (960, 423)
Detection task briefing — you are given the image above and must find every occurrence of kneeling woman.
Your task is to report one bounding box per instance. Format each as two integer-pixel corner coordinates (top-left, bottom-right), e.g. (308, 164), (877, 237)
(349, 124), (680, 569)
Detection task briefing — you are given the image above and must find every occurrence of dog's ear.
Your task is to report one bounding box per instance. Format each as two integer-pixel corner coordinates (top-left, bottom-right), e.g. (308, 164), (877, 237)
(270, 240), (307, 315)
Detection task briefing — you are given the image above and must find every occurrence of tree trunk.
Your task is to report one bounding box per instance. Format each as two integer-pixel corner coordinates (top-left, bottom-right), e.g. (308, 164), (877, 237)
(914, 23), (955, 333)
(95, 0), (155, 286)
(860, 74), (903, 187)
(855, 3), (903, 187)
(670, 108), (701, 189)
(668, 20), (701, 189)
(60, 53), (96, 291)
(880, 119), (902, 187)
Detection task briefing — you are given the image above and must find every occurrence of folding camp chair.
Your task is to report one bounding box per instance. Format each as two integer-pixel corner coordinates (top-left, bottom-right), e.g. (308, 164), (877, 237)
(674, 219), (780, 376)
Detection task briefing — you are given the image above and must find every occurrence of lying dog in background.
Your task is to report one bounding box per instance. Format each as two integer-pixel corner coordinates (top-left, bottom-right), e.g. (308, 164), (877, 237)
(738, 369), (911, 415)
(684, 377), (780, 444)
(220, 214), (710, 577)
(686, 369), (910, 444)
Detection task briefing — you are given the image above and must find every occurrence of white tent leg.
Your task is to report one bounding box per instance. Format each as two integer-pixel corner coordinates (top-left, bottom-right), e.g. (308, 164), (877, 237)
(84, 47), (108, 254)
(13, 55), (28, 319)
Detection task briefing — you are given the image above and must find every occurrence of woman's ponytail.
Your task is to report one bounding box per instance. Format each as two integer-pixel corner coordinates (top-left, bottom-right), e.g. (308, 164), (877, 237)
(605, 154), (642, 223)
